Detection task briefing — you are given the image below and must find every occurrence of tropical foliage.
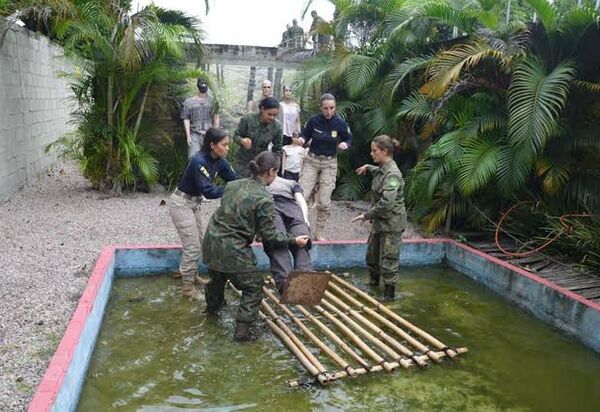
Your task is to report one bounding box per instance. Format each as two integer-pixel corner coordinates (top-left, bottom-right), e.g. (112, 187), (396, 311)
(297, 0), (600, 269)
(2, 0), (209, 191)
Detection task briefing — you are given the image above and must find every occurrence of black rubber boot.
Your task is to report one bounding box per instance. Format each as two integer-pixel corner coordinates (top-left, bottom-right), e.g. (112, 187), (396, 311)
(233, 322), (251, 342)
(383, 284), (395, 300)
(368, 274), (380, 287)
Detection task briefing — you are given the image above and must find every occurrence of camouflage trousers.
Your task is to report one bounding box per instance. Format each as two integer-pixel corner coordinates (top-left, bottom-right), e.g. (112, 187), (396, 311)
(366, 231), (403, 286)
(205, 270), (264, 324)
(167, 193), (203, 284)
(299, 154), (337, 235)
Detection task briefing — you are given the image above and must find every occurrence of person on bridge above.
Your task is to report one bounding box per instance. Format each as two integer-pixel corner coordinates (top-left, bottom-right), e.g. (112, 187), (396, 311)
(247, 79), (273, 113)
(299, 93), (352, 240)
(289, 19), (305, 48)
(309, 10), (330, 51)
(181, 77), (219, 159)
(234, 96), (283, 177)
(280, 23), (292, 48)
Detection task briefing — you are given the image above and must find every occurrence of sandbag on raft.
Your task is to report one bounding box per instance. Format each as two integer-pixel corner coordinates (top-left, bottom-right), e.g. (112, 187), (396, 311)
(228, 272), (468, 386)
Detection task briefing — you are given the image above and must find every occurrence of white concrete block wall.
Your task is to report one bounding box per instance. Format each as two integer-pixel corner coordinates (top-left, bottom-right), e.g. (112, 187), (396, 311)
(0, 21), (74, 202)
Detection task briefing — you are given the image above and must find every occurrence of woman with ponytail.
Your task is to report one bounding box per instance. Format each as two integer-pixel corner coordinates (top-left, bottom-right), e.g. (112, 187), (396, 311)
(202, 151), (309, 341)
(352, 135), (407, 300)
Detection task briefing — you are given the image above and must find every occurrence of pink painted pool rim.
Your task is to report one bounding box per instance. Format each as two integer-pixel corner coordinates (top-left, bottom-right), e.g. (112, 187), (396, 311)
(27, 238), (600, 411)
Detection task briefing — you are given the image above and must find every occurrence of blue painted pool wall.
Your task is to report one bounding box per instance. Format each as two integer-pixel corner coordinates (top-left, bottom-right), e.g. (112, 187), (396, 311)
(445, 243), (600, 353)
(114, 242), (445, 277)
(52, 253), (116, 412)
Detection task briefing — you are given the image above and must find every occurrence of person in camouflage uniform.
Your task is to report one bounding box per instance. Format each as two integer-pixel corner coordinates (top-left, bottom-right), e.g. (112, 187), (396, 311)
(234, 96), (283, 177)
(203, 151), (309, 341)
(352, 135), (407, 300)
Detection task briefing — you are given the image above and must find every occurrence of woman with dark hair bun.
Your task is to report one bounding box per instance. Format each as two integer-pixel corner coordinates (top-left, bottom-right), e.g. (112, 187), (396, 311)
(233, 96), (283, 177)
(352, 135), (407, 300)
(203, 151), (309, 341)
(168, 128), (238, 300)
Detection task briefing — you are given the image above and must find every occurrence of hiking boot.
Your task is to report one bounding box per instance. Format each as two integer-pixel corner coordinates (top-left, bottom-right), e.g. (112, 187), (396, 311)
(181, 283), (202, 300)
(383, 284), (395, 300)
(368, 275), (380, 287)
(233, 322), (251, 342)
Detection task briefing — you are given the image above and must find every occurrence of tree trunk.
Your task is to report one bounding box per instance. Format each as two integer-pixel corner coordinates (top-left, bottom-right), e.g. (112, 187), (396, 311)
(133, 83), (151, 139)
(267, 67), (273, 82)
(274, 68), (283, 99)
(444, 191), (454, 234)
(247, 66), (256, 103)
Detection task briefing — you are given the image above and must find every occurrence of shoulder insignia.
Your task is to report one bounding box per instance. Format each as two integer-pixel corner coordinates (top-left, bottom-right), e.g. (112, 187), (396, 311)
(387, 178), (400, 189)
(331, 130), (338, 138)
(199, 166), (210, 178)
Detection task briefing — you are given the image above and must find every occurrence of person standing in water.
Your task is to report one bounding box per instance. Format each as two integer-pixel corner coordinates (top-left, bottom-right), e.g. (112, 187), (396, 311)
(203, 151), (309, 341)
(168, 128), (237, 300)
(351, 135), (407, 300)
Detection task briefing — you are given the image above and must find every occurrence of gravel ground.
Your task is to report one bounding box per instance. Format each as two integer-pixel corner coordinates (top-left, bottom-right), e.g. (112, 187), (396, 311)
(0, 160), (418, 411)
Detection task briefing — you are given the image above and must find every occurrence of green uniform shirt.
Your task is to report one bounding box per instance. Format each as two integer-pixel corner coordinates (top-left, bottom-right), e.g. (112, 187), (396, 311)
(363, 160), (407, 233)
(233, 112), (283, 177)
(202, 177), (296, 273)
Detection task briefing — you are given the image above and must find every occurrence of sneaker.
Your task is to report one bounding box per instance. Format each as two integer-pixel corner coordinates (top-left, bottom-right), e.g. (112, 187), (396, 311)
(171, 271), (182, 279)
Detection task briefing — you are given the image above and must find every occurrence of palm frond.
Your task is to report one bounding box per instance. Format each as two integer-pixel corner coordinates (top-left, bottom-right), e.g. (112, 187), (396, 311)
(383, 54), (433, 101)
(458, 137), (500, 195)
(508, 58), (576, 154)
(524, 0), (558, 32)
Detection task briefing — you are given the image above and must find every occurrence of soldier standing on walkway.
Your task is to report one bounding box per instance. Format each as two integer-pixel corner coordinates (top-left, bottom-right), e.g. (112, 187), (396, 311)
(203, 151), (309, 341)
(289, 19), (305, 48)
(234, 96), (283, 177)
(181, 77), (219, 159)
(352, 135), (407, 300)
(168, 128), (237, 300)
(299, 93), (352, 240)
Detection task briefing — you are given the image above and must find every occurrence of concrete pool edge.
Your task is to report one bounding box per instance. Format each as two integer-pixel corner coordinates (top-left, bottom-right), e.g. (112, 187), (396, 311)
(28, 239), (600, 411)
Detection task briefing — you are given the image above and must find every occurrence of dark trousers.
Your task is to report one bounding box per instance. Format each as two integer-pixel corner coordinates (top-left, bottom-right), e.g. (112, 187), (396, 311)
(283, 170), (300, 181)
(205, 269), (264, 324)
(366, 231), (402, 285)
(263, 200), (313, 293)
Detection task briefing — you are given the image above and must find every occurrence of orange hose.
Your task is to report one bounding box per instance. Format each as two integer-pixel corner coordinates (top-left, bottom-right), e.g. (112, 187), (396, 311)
(494, 201), (593, 257)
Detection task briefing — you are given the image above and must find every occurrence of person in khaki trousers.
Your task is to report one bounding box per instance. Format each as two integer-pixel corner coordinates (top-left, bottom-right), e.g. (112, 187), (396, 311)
(168, 128), (237, 300)
(298, 93), (352, 240)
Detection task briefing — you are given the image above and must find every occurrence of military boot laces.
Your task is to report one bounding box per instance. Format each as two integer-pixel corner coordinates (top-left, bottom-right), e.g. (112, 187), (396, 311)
(233, 322), (251, 342)
(383, 284), (396, 301)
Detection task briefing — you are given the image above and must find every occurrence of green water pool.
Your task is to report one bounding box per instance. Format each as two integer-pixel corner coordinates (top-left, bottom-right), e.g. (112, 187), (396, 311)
(78, 266), (600, 411)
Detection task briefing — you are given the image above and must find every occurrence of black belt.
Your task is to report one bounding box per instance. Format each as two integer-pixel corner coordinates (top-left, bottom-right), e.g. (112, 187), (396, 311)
(173, 188), (202, 202)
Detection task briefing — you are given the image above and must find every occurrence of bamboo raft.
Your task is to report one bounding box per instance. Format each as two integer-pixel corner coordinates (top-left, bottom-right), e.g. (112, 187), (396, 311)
(229, 273), (468, 386)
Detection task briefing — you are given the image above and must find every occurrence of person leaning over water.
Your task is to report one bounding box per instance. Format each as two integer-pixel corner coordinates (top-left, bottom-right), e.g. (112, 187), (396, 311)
(299, 93), (352, 240)
(168, 128), (237, 300)
(351, 135), (407, 300)
(233, 96), (283, 177)
(263, 175), (313, 295)
(203, 151), (309, 342)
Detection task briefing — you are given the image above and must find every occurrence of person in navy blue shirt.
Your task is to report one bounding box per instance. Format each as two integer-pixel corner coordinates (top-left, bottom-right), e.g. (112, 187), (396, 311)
(298, 93), (352, 239)
(167, 128), (238, 300)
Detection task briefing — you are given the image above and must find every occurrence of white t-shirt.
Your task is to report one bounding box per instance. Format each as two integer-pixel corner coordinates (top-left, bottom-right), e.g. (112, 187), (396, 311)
(283, 145), (305, 173)
(279, 101), (300, 137)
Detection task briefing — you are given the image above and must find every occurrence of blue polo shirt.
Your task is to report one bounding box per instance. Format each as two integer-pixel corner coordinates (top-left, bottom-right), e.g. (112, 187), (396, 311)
(301, 114), (352, 157)
(177, 151), (237, 198)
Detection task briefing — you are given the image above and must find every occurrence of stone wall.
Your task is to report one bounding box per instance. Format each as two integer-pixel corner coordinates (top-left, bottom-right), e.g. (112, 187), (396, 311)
(0, 21), (74, 203)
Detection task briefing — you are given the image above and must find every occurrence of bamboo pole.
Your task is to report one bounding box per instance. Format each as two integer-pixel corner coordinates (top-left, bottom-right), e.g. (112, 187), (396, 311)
(311, 303), (398, 372)
(331, 274), (458, 358)
(320, 299), (412, 369)
(228, 283), (331, 384)
(327, 282), (443, 362)
(287, 347), (470, 387)
(266, 278), (371, 369)
(262, 287), (358, 377)
(323, 290), (428, 367)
